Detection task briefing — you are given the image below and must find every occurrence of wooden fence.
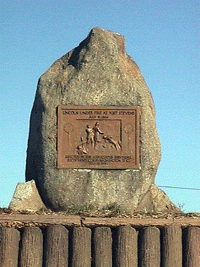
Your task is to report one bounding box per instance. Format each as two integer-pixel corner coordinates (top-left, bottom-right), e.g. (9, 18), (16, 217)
(0, 214), (200, 266)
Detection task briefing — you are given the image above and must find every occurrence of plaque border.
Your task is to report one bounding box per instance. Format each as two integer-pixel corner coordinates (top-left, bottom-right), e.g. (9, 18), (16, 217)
(57, 106), (140, 169)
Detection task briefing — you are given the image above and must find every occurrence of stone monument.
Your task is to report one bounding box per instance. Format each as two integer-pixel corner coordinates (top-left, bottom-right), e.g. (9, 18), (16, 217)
(26, 27), (178, 213)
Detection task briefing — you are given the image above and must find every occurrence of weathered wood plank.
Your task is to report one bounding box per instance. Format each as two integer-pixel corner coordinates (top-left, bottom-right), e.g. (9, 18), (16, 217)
(115, 226), (138, 267)
(93, 227), (112, 267)
(1, 214), (200, 228)
(183, 226), (200, 267)
(161, 225), (182, 267)
(138, 226), (160, 267)
(71, 227), (92, 267)
(83, 217), (200, 227)
(0, 227), (20, 267)
(0, 214), (81, 227)
(43, 225), (69, 267)
(19, 227), (43, 267)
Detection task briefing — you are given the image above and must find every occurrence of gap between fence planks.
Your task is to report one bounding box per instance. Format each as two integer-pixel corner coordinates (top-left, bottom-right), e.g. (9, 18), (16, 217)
(0, 214), (200, 228)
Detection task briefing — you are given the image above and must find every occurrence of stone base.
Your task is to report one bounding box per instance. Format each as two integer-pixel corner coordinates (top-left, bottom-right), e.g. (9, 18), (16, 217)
(8, 180), (179, 214)
(9, 180), (46, 212)
(135, 184), (180, 213)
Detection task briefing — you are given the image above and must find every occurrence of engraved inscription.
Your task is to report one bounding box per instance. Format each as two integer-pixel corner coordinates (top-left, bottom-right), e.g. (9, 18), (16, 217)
(57, 106), (140, 169)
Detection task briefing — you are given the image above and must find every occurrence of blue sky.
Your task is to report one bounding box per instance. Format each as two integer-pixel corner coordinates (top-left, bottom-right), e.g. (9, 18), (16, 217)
(1, 0), (199, 212)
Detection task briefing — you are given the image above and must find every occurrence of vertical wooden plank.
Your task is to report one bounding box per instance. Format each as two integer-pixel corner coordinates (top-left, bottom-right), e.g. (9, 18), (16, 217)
(138, 226), (160, 267)
(71, 227), (91, 267)
(183, 226), (200, 267)
(0, 227), (20, 267)
(161, 225), (182, 267)
(43, 225), (69, 267)
(115, 226), (138, 267)
(19, 227), (43, 267)
(93, 227), (112, 267)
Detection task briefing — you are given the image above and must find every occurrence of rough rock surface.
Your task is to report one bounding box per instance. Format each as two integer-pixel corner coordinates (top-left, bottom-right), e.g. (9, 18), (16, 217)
(9, 180), (46, 211)
(135, 184), (180, 213)
(26, 27), (168, 212)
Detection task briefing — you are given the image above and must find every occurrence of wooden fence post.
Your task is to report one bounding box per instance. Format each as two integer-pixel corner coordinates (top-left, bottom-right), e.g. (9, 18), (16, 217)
(115, 226), (138, 267)
(138, 226), (160, 267)
(19, 227), (43, 267)
(43, 225), (69, 267)
(93, 227), (112, 267)
(0, 227), (20, 267)
(71, 227), (92, 267)
(161, 225), (182, 267)
(183, 226), (200, 267)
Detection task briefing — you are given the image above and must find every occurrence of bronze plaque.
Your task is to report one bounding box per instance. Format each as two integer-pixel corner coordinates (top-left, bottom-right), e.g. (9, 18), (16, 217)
(57, 106), (140, 169)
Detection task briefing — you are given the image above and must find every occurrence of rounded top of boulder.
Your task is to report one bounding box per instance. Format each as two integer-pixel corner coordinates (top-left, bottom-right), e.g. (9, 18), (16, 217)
(39, 27), (147, 107)
(85, 26), (126, 54)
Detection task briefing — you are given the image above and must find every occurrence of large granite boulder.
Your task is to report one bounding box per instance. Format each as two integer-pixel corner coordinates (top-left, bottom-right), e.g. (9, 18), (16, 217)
(26, 27), (163, 212)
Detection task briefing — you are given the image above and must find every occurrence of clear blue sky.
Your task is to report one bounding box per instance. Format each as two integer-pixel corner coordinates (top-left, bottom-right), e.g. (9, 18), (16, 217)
(1, 0), (199, 212)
